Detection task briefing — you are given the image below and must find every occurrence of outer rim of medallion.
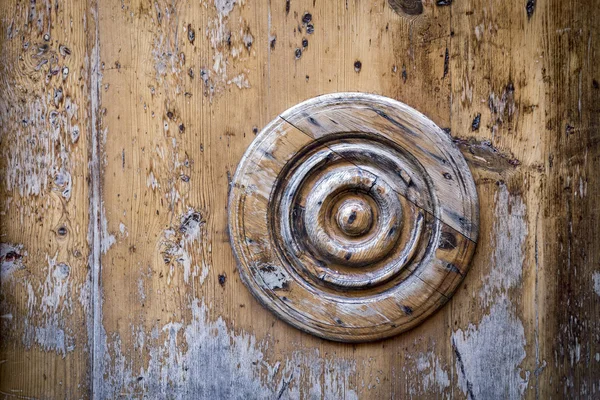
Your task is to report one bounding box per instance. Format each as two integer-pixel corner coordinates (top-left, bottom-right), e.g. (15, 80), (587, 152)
(228, 93), (479, 342)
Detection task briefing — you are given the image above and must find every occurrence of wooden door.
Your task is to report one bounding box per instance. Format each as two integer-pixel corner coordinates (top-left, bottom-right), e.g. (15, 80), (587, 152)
(1, 0), (599, 398)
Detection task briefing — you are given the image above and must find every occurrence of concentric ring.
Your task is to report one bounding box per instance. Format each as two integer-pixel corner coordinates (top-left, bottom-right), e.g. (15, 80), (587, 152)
(273, 137), (430, 290)
(228, 93), (479, 342)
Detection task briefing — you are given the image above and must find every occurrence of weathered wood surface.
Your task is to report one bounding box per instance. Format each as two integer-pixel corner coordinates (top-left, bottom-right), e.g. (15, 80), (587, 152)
(0, 1), (94, 398)
(0, 0), (598, 399)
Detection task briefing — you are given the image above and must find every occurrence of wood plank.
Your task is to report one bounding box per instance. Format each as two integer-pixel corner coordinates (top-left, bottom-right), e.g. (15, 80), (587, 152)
(0, 0), (597, 398)
(94, 0), (457, 398)
(539, 0), (600, 397)
(0, 1), (94, 398)
(450, 0), (600, 398)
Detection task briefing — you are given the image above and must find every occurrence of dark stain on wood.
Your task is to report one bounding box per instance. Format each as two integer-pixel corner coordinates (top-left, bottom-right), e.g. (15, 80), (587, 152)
(454, 137), (521, 173)
(388, 0), (423, 16)
(400, 305), (413, 315)
(354, 60), (362, 72)
(439, 231), (457, 250)
(445, 263), (463, 275)
(471, 113), (481, 131)
(526, 0), (536, 18)
(443, 47), (449, 78)
(187, 24), (195, 44)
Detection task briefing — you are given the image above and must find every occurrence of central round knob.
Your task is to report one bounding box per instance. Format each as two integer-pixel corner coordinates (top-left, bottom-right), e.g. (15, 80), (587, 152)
(335, 198), (374, 237)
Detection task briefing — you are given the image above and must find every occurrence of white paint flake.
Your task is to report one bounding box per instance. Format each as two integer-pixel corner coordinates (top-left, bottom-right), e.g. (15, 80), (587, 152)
(119, 222), (128, 237)
(228, 73), (250, 89)
(255, 263), (292, 290)
(147, 171), (159, 190)
(593, 271), (600, 296)
(474, 23), (484, 41)
(101, 202), (116, 254)
(452, 297), (530, 399)
(22, 254), (75, 357)
(480, 183), (528, 305)
(579, 177), (587, 198)
(160, 209), (206, 284)
(97, 299), (357, 399)
(453, 183), (530, 397)
(199, 261), (210, 285)
(137, 278), (146, 302)
(403, 349), (451, 397)
(214, 0), (237, 17)
(416, 351), (450, 393)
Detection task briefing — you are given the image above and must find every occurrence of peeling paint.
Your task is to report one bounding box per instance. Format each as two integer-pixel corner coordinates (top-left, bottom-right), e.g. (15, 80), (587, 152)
(403, 348), (451, 397)
(199, 261), (210, 285)
(415, 351), (450, 394)
(101, 202), (116, 254)
(147, 171), (160, 190)
(452, 182), (530, 397)
(488, 83), (517, 136)
(579, 176), (587, 198)
(119, 222), (128, 236)
(593, 271), (600, 296)
(228, 73), (250, 89)
(452, 297), (530, 399)
(254, 263), (292, 291)
(0, 30), (81, 200)
(20, 254), (76, 357)
(1, 240), (79, 358)
(160, 208), (205, 284)
(200, 0), (256, 98)
(137, 277), (146, 302)
(480, 183), (528, 305)
(97, 299), (357, 399)
(0, 92), (79, 199)
(151, 1), (182, 90)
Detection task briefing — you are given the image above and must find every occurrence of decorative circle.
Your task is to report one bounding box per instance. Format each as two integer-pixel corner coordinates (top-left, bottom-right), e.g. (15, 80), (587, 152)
(229, 93), (479, 342)
(335, 197), (373, 237)
(301, 166), (403, 268)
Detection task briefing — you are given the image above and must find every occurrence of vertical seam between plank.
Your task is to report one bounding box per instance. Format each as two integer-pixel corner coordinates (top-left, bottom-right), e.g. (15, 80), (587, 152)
(89, 1), (103, 398)
(448, 3), (454, 399)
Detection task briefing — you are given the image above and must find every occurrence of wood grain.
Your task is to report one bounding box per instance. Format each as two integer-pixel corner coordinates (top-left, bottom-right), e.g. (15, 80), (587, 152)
(0, 0), (598, 398)
(0, 1), (94, 398)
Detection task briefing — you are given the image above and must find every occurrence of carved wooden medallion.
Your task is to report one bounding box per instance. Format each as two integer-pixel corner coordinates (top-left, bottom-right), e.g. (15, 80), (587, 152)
(228, 93), (479, 342)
